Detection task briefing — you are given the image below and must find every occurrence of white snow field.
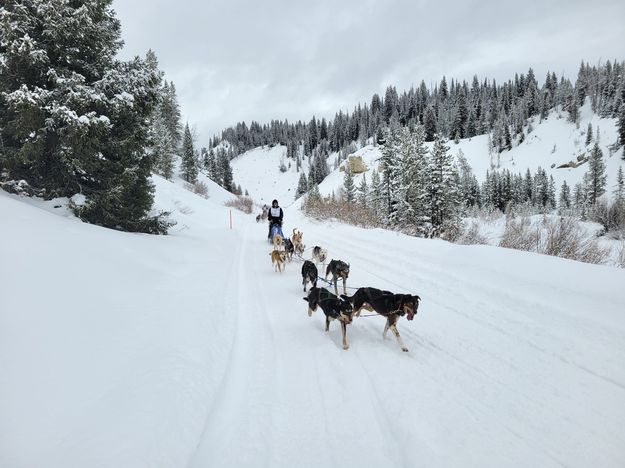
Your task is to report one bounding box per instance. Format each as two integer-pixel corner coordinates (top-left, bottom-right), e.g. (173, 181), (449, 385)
(2, 157), (625, 468)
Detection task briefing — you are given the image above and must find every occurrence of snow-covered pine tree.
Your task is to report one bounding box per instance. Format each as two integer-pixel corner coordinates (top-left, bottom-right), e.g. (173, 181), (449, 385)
(151, 112), (175, 179)
(428, 134), (460, 235)
(585, 122), (593, 146)
(296, 172), (308, 199)
(614, 166), (624, 204)
(548, 175), (556, 209)
(357, 173), (368, 207)
(559, 180), (571, 209)
(0, 0), (169, 233)
(220, 151), (234, 192)
(343, 168), (355, 203)
(586, 142), (607, 204)
(619, 102), (625, 150)
(378, 128), (402, 220)
(181, 124), (198, 183)
(369, 169), (383, 214)
(160, 81), (182, 148)
(393, 125), (428, 229)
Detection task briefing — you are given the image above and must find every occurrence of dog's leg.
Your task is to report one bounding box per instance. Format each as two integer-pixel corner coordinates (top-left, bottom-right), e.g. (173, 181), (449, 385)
(383, 317), (390, 339)
(333, 278), (339, 296)
(325, 316), (330, 332)
(390, 321), (408, 352)
(341, 321), (349, 350)
(342, 277), (347, 295)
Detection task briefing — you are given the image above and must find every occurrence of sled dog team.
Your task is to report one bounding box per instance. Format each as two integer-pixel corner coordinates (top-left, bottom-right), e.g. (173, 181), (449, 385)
(270, 226), (421, 352)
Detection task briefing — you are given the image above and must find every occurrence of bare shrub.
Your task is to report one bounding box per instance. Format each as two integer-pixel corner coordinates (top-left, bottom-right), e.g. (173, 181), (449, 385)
(457, 221), (489, 245)
(542, 217), (608, 264)
(303, 195), (380, 228)
(499, 217), (538, 251)
(500, 216), (608, 265)
(193, 181), (208, 198)
(183, 181), (209, 199)
(617, 242), (625, 268)
(225, 195), (253, 214)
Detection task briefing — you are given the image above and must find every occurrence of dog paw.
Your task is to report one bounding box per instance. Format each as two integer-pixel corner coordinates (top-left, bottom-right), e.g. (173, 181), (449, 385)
(401, 348), (409, 352)
(343, 345), (350, 350)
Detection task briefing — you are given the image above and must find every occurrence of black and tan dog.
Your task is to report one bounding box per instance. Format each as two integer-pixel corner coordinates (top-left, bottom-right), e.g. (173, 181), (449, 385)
(325, 259), (350, 296)
(303, 287), (354, 350)
(301, 260), (318, 292)
(344, 286), (393, 317)
(284, 238), (295, 262)
(344, 288), (421, 352)
(269, 249), (287, 273)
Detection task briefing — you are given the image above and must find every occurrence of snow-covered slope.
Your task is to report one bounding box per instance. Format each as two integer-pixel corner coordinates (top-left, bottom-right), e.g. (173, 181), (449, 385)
(231, 144), (310, 207)
(2, 161), (625, 467)
(229, 103), (623, 205)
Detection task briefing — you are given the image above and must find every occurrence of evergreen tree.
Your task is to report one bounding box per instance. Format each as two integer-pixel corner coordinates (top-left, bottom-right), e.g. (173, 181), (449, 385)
(378, 128), (402, 219)
(160, 81), (182, 148)
(343, 169), (355, 203)
(614, 166), (624, 203)
(585, 122), (593, 146)
(559, 180), (571, 209)
(619, 103), (625, 149)
(181, 124), (198, 183)
(219, 151), (234, 192)
(151, 113), (175, 179)
(548, 175), (556, 208)
(428, 134), (460, 233)
(0, 0), (168, 233)
(369, 169), (383, 214)
(586, 142), (607, 204)
(296, 172), (308, 199)
(357, 173), (368, 207)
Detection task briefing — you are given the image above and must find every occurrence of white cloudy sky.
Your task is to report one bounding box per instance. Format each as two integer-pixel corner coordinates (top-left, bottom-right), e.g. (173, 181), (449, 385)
(112, 0), (625, 144)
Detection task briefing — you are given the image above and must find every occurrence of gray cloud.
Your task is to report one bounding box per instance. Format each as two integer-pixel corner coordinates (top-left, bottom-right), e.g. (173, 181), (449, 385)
(112, 0), (625, 144)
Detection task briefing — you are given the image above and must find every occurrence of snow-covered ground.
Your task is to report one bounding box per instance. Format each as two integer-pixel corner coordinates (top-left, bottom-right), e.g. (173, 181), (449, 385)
(2, 149), (625, 467)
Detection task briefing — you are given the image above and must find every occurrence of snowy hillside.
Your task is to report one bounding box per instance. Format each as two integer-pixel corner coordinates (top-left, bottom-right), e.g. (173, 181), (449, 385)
(2, 159), (625, 467)
(231, 144), (310, 207)
(226, 103), (623, 205)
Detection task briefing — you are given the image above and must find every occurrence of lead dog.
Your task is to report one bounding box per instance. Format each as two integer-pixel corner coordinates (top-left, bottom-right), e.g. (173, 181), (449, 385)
(303, 287), (354, 350)
(325, 259), (350, 296)
(343, 286), (393, 317)
(301, 260), (318, 292)
(344, 288), (421, 352)
(269, 249), (286, 273)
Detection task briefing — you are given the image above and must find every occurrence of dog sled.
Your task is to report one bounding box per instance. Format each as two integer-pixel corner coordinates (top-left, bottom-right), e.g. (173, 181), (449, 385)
(269, 222), (284, 243)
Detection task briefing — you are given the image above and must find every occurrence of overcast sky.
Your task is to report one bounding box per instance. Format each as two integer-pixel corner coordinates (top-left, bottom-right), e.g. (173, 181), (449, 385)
(112, 0), (625, 144)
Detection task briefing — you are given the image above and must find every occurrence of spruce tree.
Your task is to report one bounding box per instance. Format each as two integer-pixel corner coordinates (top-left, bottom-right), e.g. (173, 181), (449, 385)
(343, 169), (355, 203)
(614, 166), (624, 203)
(0, 0), (168, 233)
(586, 142), (607, 204)
(151, 113), (175, 179)
(585, 122), (593, 146)
(181, 124), (198, 183)
(619, 103), (625, 150)
(296, 172), (308, 199)
(428, 134), (460, 233)
(219, 151), (234, 192)
(357, 173), (368, 207)
(559, 180), (571, 209)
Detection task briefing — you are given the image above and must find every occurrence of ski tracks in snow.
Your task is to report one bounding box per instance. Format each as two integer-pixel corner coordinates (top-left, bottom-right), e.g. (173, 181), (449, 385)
(188, 216), (625, 468)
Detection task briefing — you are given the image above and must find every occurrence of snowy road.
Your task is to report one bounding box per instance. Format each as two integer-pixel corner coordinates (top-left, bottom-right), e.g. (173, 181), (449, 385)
(188, 211), (625, 468)
(2, 187), (625, 468)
